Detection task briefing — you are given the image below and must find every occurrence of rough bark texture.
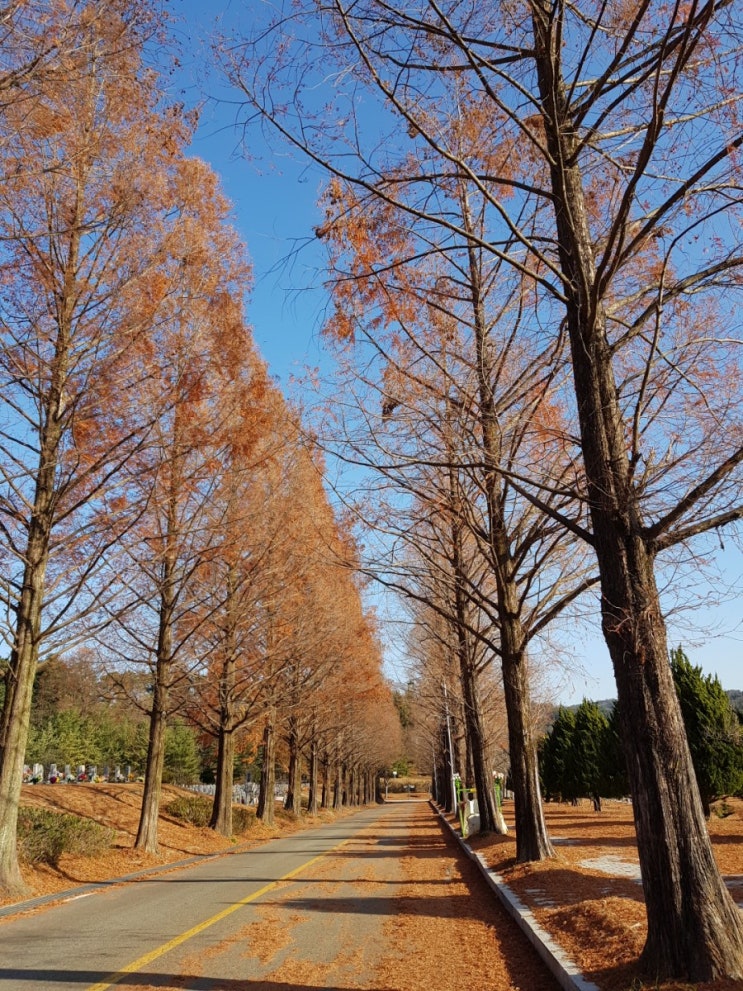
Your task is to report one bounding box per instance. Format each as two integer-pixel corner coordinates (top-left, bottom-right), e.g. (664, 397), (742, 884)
(501, 645), (554, 862)
(210, 724), (235, 837)
(0, 553), (45, 896)
(0, 294), (68, 895)
(135, 681), (168, 853)
(530, 0), (743, 976)
(257, 712), (276, 825)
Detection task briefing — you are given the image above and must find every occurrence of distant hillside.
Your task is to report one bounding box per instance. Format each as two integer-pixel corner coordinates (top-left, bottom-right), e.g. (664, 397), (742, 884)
(558, 690), (742, 719)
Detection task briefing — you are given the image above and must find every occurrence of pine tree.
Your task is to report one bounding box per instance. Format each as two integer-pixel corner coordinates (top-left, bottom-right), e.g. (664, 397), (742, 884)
(671, 648), (743, 818)
(540, 707), (578, 803)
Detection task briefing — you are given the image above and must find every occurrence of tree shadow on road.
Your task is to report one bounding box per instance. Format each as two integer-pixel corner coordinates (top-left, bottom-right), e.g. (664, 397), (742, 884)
(0, 969), (398, 990)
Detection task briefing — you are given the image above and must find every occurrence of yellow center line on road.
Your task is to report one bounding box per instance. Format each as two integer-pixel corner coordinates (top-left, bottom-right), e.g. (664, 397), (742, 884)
(87, 837), (352, 991)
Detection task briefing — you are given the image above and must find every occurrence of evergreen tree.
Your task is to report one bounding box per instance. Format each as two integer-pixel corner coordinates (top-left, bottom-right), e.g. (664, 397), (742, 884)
(671, 648), (743, 818)
(603, 704), (629, 801)
(163, 721), (201, 785)
(540, 707), (579, 803)
(541, 701), (628, 808)
(573, 700), (610, 811)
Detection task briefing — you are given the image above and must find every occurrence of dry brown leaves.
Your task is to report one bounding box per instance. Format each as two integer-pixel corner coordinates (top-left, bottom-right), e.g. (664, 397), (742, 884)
(8, 782), (308, 905)
(8, 786), (743, 991)
(468, 797), (743, 991)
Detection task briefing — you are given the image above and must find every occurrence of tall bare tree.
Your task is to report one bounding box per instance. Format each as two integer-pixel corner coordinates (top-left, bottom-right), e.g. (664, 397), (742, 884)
(102, 174), (262, 854)
(314, 173), (594, 854)
(227, 0), (743, 978)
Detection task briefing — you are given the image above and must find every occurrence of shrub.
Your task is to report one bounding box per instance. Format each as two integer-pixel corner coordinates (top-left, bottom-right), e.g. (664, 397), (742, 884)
(166, 794), (257, 835)
(165, 794), (212, 826)
(17, 807), (114, 867)
(232, 806), (255, 834)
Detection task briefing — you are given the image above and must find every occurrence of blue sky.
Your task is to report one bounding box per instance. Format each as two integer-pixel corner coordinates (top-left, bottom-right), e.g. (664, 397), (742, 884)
(170, 1), (330, 387)
(169, 1), (742, 704)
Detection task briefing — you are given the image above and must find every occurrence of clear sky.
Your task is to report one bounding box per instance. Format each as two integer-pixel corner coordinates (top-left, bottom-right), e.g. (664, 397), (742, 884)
(170, 2), (330, 387)
(169, 1), (742, 705)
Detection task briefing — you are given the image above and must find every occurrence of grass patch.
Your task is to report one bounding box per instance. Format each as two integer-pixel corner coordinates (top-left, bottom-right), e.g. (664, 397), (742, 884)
(18, 807), (114, 867)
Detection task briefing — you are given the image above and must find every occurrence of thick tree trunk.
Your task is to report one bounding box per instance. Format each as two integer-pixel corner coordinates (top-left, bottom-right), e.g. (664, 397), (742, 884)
(135, 679), (168, 853)
(0, 546), (48, 896)
(284, 725), (303, 816)
(501, 644), (554, 861)
(530, 2), (743, 975)
(257, 712), (276, 825)
(210, 723), (235, 836)
(307, 738), (319, 815)
(603, 545), (743, 979)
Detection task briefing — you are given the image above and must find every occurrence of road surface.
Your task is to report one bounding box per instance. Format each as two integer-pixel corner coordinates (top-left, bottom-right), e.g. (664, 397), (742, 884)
(0, 800), (560, 990)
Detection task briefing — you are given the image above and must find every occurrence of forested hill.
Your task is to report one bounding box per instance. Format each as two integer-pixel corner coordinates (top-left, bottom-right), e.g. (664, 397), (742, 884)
(561, 691), (743, 718)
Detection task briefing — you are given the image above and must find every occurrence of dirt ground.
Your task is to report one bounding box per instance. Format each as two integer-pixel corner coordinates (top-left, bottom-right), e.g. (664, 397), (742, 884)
(8, 785), (743, 991)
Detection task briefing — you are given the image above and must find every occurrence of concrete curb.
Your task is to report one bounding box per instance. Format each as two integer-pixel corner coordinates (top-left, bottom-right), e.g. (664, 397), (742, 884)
(432, 801), (600, 991)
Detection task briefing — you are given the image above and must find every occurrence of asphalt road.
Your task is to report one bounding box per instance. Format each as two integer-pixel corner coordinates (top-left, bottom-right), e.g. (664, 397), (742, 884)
(0, 800), (561, 991)
(0, 803), (403, 990)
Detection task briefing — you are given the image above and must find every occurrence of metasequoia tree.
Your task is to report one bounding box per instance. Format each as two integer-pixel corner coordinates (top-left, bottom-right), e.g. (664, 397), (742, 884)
(229, 1), (743, 978)
(315, 175), (594, 853)
(322, 628), (399, 808)
(0, 2), (149, 110)
(267, 441), (386, 818)
(102, 164), (262, 853)
(220, 428), (358, 826)
(0, 1), (186, 897)
(184, 390), (329, 836)
(241, 429), (396, 818)
(184, 452), (276, 837)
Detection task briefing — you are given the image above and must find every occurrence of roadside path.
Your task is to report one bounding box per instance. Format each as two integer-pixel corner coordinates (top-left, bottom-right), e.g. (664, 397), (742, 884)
(0, 799), (560, 990)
